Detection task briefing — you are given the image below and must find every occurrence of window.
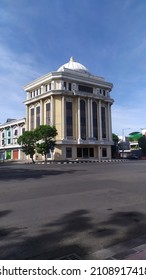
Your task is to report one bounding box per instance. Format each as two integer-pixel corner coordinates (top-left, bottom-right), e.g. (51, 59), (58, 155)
(8, 131), (11, 137)
(89, 148), (94, 157)
(22, 128), (25, 134)
(45, 85), (48, 92)
(101, 106), (106, 138)
(78, 85), (93, 93)
(8, 139), (11, 144)
(36, 106), (40, 128)
(2, 133), (4, 138)
(66, 147), (72, 158)
(77, 147), (94, 158)
(30, 108), (34, 130)
(46, 103), (51, 125)
(64, 81), (66, 89)
(102, 148), (107, 157)
(103, 90), (106, 96)
(77, 148), (82, 158)
(80, 100), (86, 140)
(14, 130), (18, 136)
(92, 102), (98, 139)
(69, 83), (71, 91)
(83, 148), (88, 158)
(49, 83), (51, 90)
(66, 101), (73, 137)
(2, 140), (4, 145)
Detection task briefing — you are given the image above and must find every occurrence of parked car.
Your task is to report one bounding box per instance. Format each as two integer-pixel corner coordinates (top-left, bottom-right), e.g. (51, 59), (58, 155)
(127, 154), (139, 160)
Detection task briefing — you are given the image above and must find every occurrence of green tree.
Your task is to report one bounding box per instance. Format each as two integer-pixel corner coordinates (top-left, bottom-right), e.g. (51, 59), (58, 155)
(129, 132), (142, 142)
(17, 131), (36, 163)
(34, 125), (58, 162)
(112, 133), (119, 158)
(138, 136), (146, 156)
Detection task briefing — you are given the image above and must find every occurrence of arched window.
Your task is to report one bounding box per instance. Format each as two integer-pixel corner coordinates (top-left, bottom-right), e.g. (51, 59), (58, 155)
(30, 108), (34, 130)
(36, 106), (40, 128)
(80, 100), (86, 140)
(46, 103), (51, 125)
(66, 101), (73, 137)
(92, 101), (98, 139)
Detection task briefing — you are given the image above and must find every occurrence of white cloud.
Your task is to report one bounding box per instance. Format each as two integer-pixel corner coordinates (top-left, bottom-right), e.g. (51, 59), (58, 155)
(0, 44), (41, 123)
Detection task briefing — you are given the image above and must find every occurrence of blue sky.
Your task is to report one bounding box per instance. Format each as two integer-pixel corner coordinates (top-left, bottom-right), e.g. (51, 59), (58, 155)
(0, 0), (146, 136)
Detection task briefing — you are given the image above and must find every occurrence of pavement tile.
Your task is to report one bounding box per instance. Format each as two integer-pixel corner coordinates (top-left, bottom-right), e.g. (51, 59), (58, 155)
(89, 248), (114, 260)
(134, 244), (146, 252)
(112, 249), (136, 260)
(125, 249), (146, 260)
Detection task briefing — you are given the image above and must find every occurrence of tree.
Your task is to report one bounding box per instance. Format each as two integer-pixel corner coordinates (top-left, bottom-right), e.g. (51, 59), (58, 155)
(34, 125), (58, 162)
(138, 136), (146, 156)
(112, 133), (119, 158)
(17, 131), (36, 163)
(112, 133), (119, 143)
(129, 131), (142, 142)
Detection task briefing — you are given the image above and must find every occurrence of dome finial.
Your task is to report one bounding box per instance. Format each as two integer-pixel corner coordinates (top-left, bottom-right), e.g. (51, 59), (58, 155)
(57, 57), (90, 74)
(70, 57), (75, 62)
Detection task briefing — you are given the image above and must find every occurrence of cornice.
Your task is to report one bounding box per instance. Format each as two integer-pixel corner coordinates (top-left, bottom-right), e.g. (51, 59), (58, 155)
(0, 118), (26, 129)
(23, 70), (113, 91)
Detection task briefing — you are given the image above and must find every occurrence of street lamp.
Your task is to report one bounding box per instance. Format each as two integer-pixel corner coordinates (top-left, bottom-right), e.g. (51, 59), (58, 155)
(122, 128), (130, 158)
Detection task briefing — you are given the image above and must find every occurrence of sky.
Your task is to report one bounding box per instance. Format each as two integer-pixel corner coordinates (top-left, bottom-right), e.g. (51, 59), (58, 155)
(0, 0), (146, 136)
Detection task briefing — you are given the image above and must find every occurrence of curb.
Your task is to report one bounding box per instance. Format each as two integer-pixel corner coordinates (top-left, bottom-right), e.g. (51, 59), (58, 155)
(34, 159), (127, 165)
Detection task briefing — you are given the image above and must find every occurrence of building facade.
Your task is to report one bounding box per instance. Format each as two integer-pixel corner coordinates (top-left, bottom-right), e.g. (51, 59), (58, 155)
(24, 57), (114, 161)
(0, 118), (26, 161)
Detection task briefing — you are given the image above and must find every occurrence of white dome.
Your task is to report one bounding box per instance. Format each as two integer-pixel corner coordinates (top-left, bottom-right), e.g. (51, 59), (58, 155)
(57, 57), (90, 74)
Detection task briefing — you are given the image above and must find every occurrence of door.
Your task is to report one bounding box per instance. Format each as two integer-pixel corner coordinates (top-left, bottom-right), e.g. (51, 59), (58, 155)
(13, 150), (18, 160)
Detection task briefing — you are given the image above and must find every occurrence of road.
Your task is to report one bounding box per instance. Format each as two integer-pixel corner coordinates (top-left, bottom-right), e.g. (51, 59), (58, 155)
(0, 160), (146, 259)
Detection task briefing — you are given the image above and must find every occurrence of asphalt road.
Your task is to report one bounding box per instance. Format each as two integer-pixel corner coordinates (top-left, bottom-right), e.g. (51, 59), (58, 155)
(0, 160), (146, 259)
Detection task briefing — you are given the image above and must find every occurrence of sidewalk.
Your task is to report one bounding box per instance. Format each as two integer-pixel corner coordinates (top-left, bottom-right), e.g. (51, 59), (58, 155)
(87, 234), (146, 260)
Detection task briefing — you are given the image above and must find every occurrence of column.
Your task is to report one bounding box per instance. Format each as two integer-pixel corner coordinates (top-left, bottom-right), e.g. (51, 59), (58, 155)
(98, 100), (102, 141)
(26, 106), (29, 130)
(27, 92), (30, 100)
(88, 98), (91, 138)
(90, 99), (93, 138)
(78, 97), (81, 140)
(41, 85), (44, 94)
(98, 146), (101, 161)
(51, 81), (55, 90)
(108, 103), (112, 141)
(34, 105), (36, 129)
(51, 95), (54, 126)
(40, 100), (43, 125)
(62, 96), (65, 139)
(10, 126), (13, 145)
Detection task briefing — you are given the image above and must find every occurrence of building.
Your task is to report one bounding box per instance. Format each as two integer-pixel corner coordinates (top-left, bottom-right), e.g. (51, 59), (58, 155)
(0, 118), (26, 161)
(24, 57), (114, 161)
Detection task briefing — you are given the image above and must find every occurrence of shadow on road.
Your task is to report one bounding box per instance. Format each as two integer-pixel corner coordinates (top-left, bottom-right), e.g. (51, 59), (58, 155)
(0, 167), (81, 181)
(1, 209), (146, 259)
(0, 209), (90, 259)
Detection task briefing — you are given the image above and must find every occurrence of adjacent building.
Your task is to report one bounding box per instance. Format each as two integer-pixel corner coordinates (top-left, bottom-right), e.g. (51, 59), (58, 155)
(0, 118), (26, 161)
(23, 57), (114, 161)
